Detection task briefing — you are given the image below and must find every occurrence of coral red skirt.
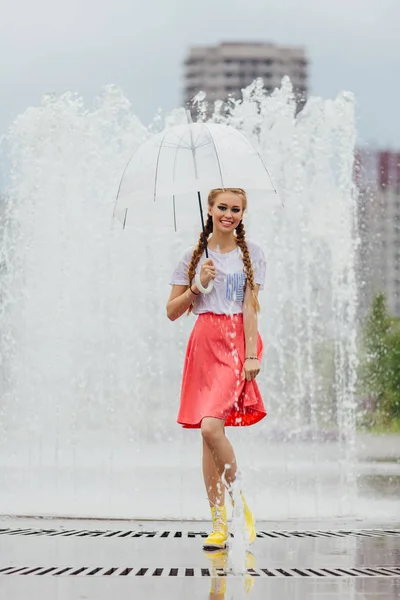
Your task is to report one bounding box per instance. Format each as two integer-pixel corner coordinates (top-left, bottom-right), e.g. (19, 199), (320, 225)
(177, 313), (267, 428)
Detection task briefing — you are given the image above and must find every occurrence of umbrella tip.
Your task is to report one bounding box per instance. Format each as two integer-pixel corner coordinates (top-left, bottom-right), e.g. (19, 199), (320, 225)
(185, 109), (193, 124)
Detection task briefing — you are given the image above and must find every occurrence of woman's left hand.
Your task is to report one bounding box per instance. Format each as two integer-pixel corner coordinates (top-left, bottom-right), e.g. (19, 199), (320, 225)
(243, 358), (260, 381)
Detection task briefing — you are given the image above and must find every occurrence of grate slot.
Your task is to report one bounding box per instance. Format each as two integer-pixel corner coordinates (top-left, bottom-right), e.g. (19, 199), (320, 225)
(117, 531), (133, 538)
(53, 567), (72, 576)
(260, 568), (276, 576)
(337, 568), (360, 576)
(305, 568), (326, 577)
(185, 568), (194, 577)
(69, 567), (88, 575)
(153, 568), (163, 576)
(104, 531), (122, 538)
(201, 568), (210, 577)
(276, 568), (293, 577)
(247, 568), (260, 577)
(136, 568), (148, 576)
(352, 568), (379, 576)
(378, 567), (400, 576)
(120, 568), (133, 576)
(21, 567), (43, 575)
(5, 567), (29, 575)
(87, 567), (103, 576)
(321, 568), (342, 576)
(160, 531), (170, 538)
(258, 531), (280, 538)
(38, 567), (58, 576)
(101, 567), (117, 576)
(292, 568), (310, 576)
(169, 568), (178, 576)
(363, 568), (391, 576)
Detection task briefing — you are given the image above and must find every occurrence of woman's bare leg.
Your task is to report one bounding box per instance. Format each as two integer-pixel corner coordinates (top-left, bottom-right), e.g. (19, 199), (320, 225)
(201, 417), (238, 493)
(202, 438), (225, 507)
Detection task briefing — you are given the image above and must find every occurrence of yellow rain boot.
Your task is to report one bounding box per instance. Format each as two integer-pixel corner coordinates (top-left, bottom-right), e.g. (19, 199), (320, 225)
(243, 497), (256, 545)
(231, 494), (257, 545)
(203, 505), (229, 550)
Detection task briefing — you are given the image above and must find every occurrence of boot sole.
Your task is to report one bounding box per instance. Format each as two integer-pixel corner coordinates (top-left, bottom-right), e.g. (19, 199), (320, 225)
(202, 543), (228, 551)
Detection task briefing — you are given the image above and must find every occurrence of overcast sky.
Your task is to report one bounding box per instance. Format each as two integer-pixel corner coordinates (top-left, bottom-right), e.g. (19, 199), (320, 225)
(0, 0), (399, 147)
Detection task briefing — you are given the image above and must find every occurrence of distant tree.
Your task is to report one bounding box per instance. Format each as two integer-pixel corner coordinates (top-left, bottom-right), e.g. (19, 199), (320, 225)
(359, 293), (400, 424)
(382, 328), (400, 419)
(361, 293), (391, 398)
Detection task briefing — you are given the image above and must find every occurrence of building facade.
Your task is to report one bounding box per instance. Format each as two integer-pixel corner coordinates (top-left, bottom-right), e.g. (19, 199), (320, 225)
(356, 150), (400, 318)
(183, 42), (308, 114)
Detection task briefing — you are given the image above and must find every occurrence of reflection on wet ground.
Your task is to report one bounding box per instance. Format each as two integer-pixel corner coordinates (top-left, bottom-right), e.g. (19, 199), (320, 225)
(359, 473), (400, 499)
(0, 518), (399, 599)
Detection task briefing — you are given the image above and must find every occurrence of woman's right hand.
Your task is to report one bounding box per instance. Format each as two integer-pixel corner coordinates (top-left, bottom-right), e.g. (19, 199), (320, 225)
(200, 258), (216, 287)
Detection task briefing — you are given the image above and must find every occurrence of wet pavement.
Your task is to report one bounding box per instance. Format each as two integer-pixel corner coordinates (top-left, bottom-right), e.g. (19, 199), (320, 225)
(0, 518), (399, 599)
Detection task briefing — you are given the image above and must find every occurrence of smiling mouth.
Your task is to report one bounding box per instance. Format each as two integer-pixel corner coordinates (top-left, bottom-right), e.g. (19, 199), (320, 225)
(220, 220), (234, 226)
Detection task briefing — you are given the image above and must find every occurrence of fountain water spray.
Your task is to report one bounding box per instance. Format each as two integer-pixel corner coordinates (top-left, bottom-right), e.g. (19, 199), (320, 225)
(0, 80), (359, 520)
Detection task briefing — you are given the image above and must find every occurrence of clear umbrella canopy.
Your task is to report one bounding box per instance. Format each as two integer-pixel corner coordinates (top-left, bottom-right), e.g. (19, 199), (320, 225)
(113, 122), (279, 231)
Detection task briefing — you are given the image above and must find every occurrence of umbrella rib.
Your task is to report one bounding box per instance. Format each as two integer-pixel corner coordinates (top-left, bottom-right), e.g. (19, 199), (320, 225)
(253, 146), (278, 195)
(205, 125), (224, 188)
(171, 129), (189, 231)
(162, 140), (192, 150)
(113, 138), (147, 215)
(192, 126), (205, 150)
(153, 130), (170, 201)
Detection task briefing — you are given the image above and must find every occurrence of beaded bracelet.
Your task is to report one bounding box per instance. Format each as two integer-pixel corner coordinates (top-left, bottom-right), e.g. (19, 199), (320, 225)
(245, 356), (258, 360)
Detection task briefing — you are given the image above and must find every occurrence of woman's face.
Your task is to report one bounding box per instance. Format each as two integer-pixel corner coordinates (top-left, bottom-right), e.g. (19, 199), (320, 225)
(209, 191), (245, 234)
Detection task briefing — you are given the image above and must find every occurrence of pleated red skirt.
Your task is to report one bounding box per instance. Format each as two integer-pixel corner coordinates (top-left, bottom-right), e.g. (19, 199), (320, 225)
(177, 313), (267, 428)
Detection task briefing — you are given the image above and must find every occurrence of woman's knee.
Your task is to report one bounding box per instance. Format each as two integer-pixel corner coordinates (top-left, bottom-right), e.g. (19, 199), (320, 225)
(201, 418), (224, 446)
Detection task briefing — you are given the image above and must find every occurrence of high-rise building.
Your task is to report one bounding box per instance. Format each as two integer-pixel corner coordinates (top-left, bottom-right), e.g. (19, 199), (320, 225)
(183, 42), (308, 114)
(356, 150), (400, 318)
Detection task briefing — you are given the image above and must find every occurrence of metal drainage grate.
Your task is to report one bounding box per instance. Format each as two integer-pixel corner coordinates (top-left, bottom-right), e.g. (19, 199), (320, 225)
(0, 527), (400, 539)
(1, 565), (400, 577)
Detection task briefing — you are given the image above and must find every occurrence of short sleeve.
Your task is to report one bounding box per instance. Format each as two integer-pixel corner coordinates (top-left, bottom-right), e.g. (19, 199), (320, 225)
(169, 247), (193, 286)
(250, 243), (266, 290)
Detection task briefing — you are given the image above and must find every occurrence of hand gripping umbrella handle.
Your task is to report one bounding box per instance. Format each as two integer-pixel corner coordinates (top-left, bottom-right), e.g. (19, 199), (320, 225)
(194, 273), (214, 295)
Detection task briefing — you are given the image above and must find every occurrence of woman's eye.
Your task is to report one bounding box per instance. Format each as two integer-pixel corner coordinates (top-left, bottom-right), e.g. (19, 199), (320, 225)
(232, 208), (241, 213)
(217, 205), (227, 211)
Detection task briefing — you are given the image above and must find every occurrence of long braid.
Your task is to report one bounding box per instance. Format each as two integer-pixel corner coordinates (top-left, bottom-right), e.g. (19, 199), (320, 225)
(187, 214), (213, 315)
(235, 220), (261, 312)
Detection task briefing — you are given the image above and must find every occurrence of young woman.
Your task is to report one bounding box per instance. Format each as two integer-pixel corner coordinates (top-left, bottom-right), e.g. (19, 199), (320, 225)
(166, 188), (267, 550)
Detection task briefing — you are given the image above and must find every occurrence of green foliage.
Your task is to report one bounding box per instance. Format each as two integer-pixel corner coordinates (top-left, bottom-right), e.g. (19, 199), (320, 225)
(359, 293), (400, 427)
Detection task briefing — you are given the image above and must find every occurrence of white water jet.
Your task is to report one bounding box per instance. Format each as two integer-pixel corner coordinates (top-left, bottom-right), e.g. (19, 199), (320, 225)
(0, 80), (360, 520)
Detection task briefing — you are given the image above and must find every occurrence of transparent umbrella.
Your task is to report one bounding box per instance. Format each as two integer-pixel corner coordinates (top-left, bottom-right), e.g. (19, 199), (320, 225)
(114, 121), (278, 243)
(113, 121), (279, 293)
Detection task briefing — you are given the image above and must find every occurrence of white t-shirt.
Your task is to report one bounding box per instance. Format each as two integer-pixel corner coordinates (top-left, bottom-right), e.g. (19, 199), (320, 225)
(170, 240), (266, 315)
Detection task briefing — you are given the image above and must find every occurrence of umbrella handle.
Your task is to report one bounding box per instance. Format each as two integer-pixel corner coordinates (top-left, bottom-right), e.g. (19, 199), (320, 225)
(194, 273), (214, 295)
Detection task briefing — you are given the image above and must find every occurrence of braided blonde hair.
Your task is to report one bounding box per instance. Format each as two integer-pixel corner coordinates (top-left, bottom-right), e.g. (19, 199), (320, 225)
(187, 188), (260, 314)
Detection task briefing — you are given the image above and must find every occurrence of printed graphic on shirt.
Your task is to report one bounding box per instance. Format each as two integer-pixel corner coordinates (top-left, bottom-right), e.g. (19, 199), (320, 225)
(226, 272), (246, 302)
